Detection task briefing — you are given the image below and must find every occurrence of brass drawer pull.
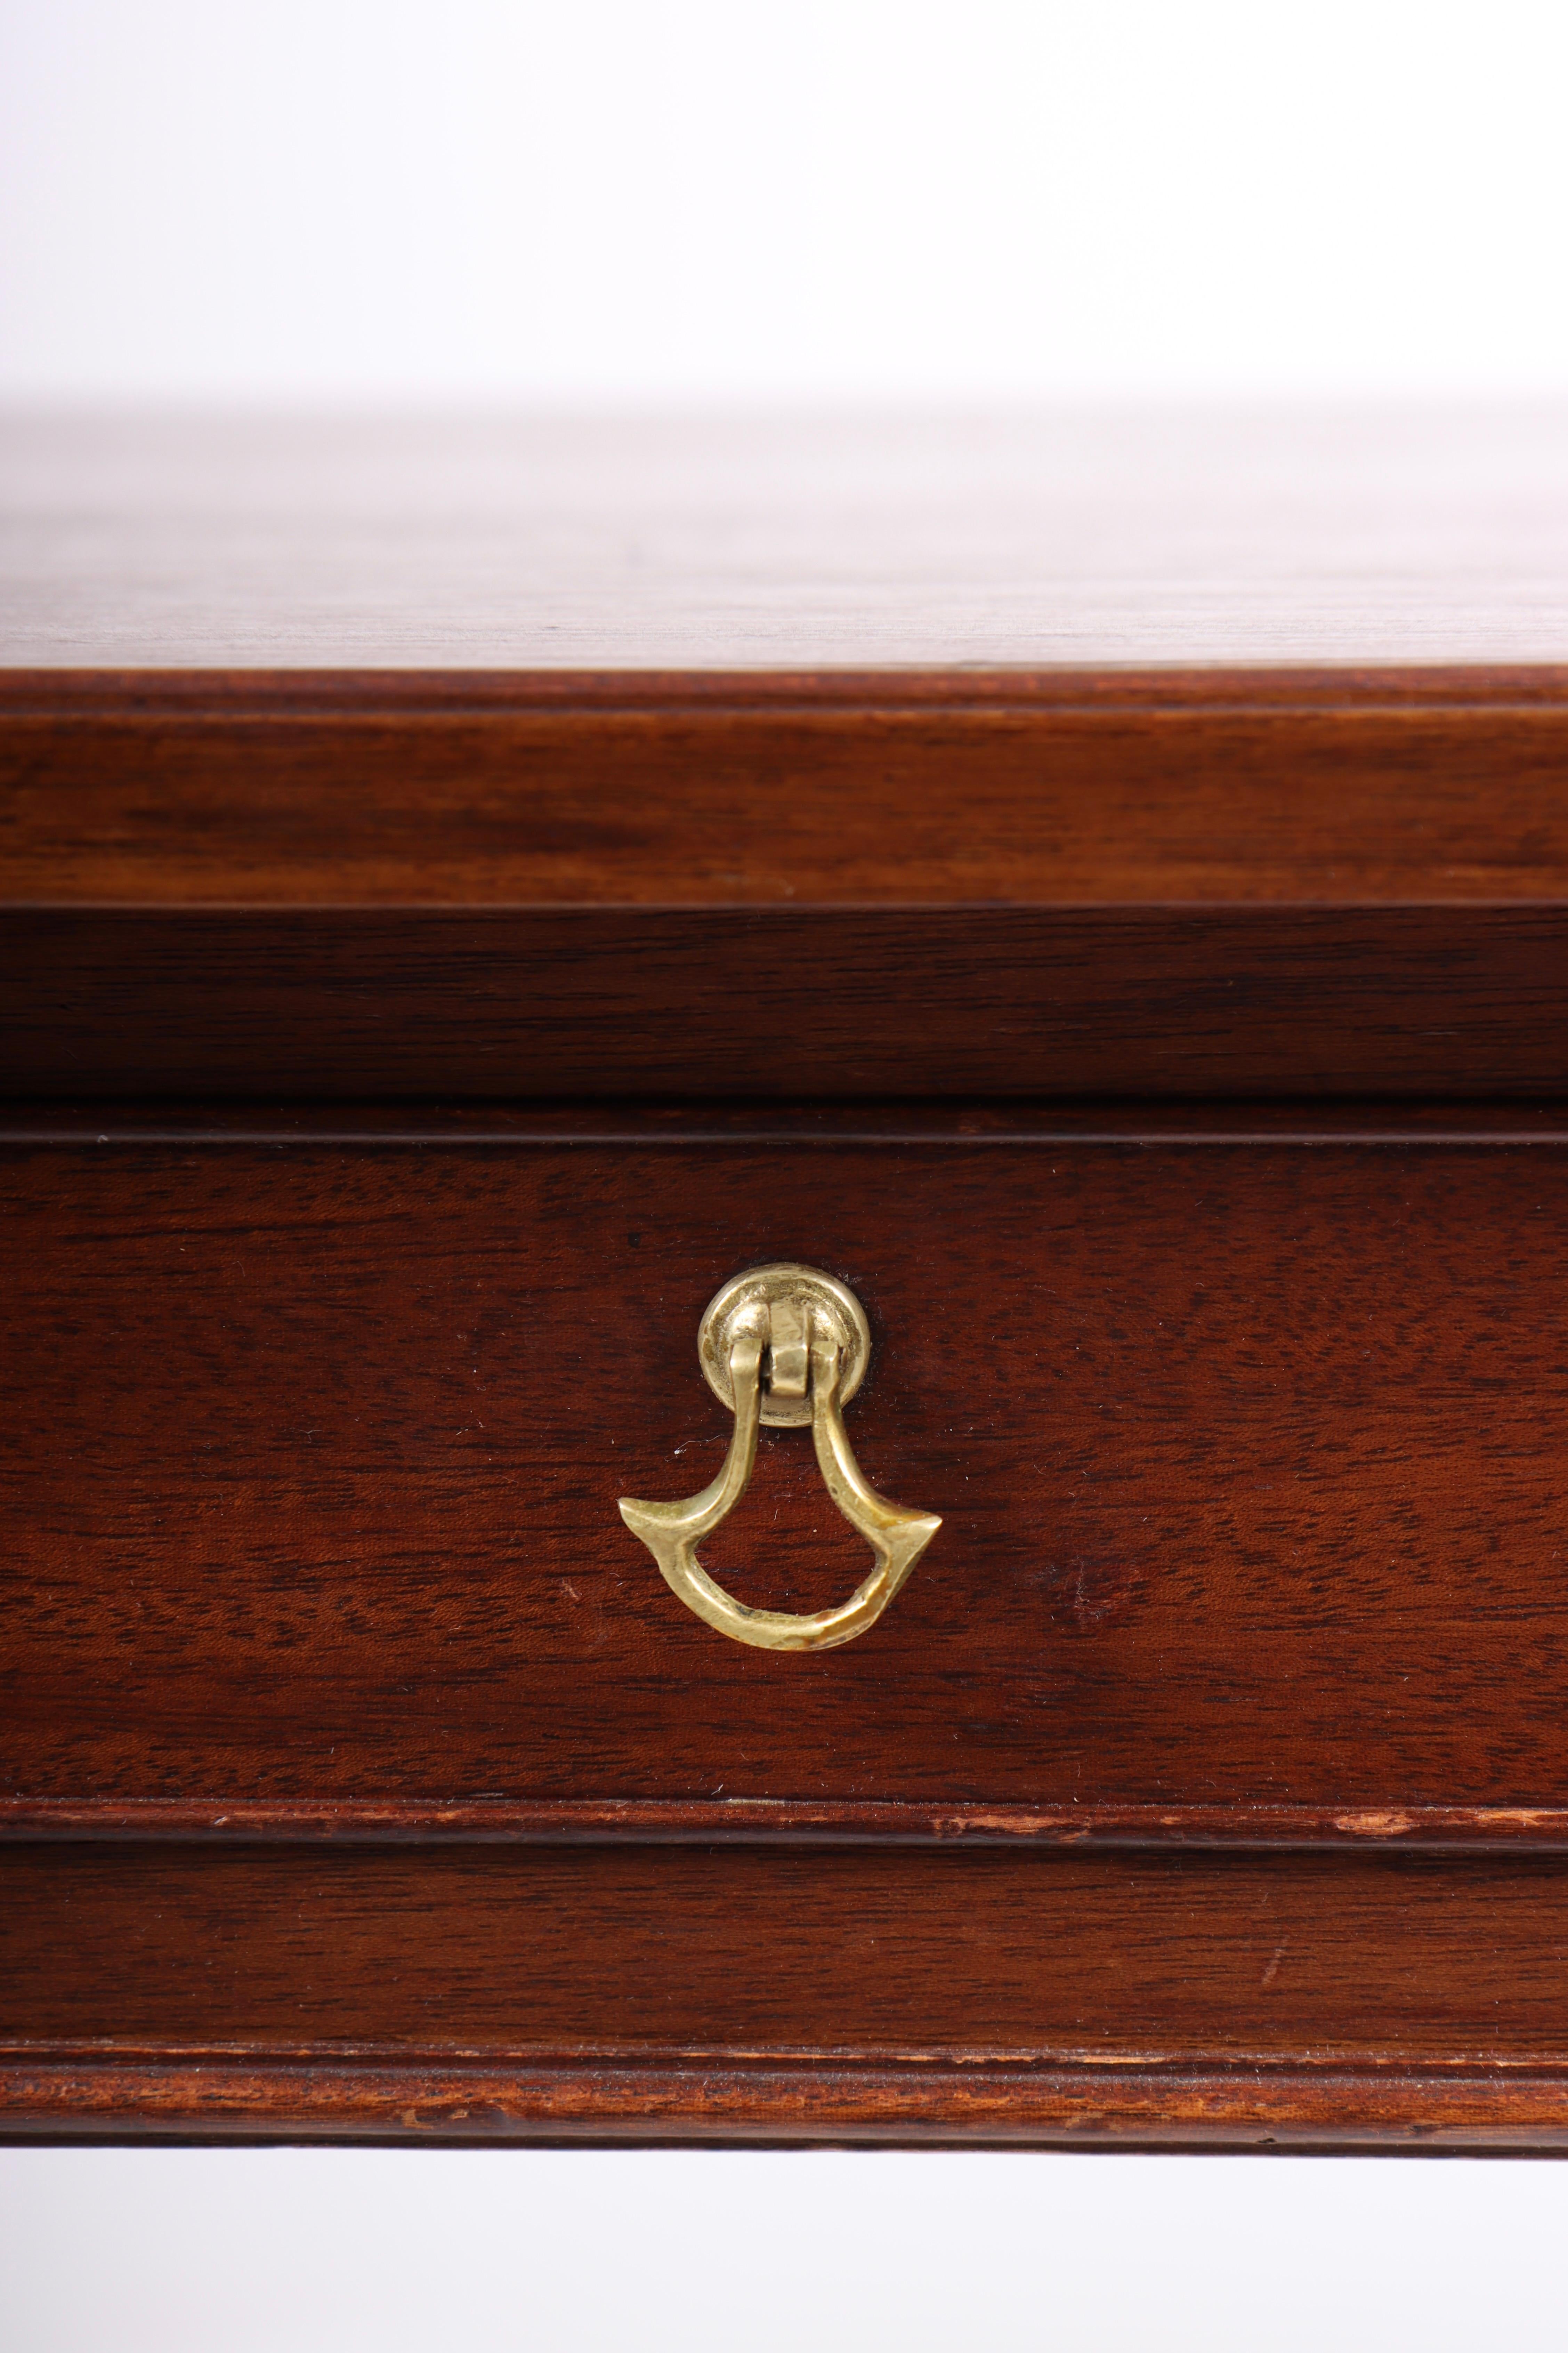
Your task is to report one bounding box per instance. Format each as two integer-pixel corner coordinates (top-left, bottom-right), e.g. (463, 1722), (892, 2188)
(619, 1264), (941, 1652)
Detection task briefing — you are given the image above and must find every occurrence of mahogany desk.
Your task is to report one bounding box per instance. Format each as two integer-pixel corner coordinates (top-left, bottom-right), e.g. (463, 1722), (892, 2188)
(5, 410), (1568, 2149)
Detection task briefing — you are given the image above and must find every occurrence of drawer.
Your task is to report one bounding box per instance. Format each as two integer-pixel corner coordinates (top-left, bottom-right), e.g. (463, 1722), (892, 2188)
(8, 1110), (1568, 1818)
(7, 1107), (1568, 2149)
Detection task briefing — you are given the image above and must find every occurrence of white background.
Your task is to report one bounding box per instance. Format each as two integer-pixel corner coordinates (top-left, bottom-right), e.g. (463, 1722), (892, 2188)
(5, 0), (1568, 404)
(5, 2146), (1568, 2353)
(4, 4), (1568, 2346)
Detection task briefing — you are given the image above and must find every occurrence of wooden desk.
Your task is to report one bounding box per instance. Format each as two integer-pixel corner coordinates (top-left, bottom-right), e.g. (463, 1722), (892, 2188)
(5, 411), (1568, 2148)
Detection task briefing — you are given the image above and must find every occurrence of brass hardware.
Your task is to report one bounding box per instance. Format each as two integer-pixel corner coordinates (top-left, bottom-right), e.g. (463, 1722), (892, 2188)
(618, 1263), (940, 1653)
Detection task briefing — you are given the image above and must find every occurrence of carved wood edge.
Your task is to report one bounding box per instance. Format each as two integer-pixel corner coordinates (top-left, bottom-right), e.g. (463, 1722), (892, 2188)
(6, 2050), (1568, 2149)
(6, 665), (1568, 716)
(8, 1799), (1568, 1849)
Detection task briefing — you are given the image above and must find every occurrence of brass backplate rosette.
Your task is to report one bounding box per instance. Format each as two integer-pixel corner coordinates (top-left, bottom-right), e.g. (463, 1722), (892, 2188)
(697, 1263), (871, 1427)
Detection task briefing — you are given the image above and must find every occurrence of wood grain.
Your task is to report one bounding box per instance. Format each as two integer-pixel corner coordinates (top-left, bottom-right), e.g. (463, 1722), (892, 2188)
(9, 1130), (1568, 1818)
(7, 1844), (1568, 2147)
(14, 670), (1568, 1100)
(5, 1844), (1567, 2057)
(5, 669), (1568, 907)
(12, 414), (1568, 2149)
(13, 905), (1568, 1099)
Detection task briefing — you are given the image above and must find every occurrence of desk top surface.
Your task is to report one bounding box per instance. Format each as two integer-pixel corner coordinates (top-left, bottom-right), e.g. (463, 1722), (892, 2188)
(3, 408), (1567, 672)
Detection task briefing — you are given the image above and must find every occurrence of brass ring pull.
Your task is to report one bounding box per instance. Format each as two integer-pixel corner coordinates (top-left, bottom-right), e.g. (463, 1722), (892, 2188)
(618, 1264), (941, 1652)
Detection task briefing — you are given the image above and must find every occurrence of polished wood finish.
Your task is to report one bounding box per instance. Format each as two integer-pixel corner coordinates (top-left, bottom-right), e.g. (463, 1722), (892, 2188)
(8, 1112), (1568, 2143)
(7, 1127), (1568, 1820)
(6, 668), (1568, 907)
(25, 1845), (1566, 2058)
(17, 906), (1568, 1099)
(11, 666), (1568, 1099)
(7, 1846), (1568, 2150)
(9, 411), (1568, 2146)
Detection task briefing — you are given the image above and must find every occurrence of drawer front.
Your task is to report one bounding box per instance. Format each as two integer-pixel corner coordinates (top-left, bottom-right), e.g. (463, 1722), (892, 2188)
(6, 1125), (1568, 1820)
(7, 1115), (1568, 2147)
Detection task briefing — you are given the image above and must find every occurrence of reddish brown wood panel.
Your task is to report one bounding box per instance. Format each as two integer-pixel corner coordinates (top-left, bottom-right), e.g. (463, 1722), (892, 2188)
(12, 905), (1568, 1098)
(7, 670), (1568, 907)
(8, 1131), (1568, 1819)
(6, 1843), (1568, 2148)
(5, 1844), (1568, 2057)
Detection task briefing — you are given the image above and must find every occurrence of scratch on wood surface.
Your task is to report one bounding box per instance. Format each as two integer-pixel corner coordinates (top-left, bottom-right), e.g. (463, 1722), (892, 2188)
(932, 1813), (1074, 1837)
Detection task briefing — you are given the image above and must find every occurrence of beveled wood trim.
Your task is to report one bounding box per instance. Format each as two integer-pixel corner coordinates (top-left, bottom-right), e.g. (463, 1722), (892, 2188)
(7, 1799), (1568, 1850)
(9, 667), (1568, 913)
(6, 2049), (1568, 2150)
(7, 666), (1568, 714)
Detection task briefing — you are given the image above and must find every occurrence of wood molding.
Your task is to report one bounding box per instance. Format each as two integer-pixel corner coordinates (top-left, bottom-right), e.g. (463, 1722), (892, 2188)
(7, 2051), (1568, 2151)
(8, 1798), (1568, 1851)
(7, 669), (1568, 911)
